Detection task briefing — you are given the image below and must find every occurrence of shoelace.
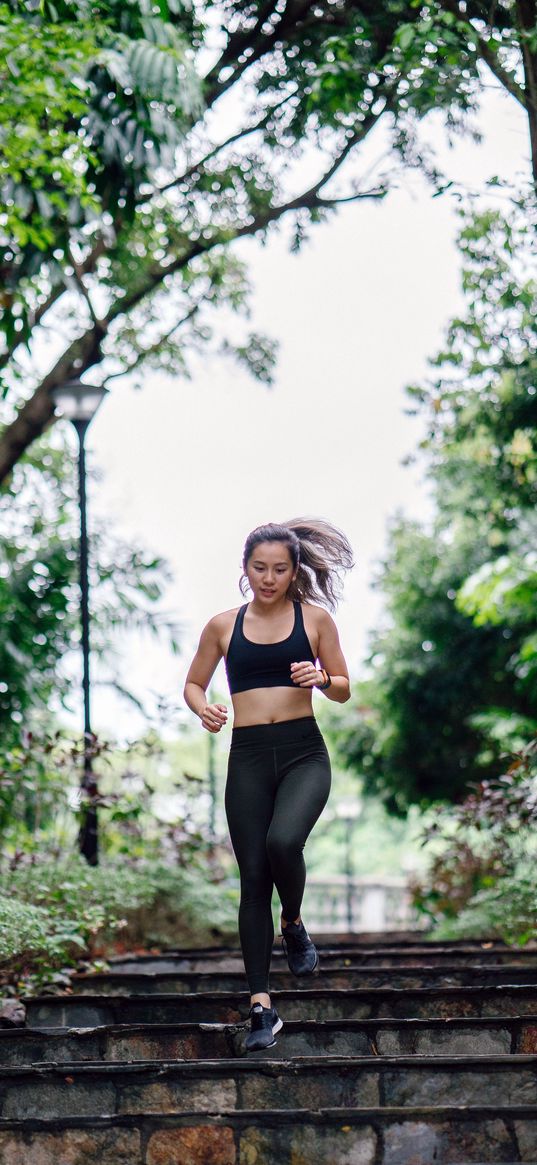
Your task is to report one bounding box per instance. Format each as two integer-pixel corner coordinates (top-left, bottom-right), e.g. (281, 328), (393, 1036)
(250, 1004), (273, 1026)
(282, 925), (310, 951)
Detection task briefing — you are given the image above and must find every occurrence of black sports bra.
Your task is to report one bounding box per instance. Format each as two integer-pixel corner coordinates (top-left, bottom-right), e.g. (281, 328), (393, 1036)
(225, 601), (316, 694)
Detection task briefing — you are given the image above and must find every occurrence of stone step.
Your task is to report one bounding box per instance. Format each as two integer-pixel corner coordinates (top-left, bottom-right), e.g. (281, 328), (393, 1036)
(106, 946), (537, 972)
(0, 1105), (536, 1164)
(24, 983), (537, 1028)
(152, 933), (534, 950)
(69, 963), (537, 995)
(0, 1055), (536, 1118)
(2, 1015), (537, 1064)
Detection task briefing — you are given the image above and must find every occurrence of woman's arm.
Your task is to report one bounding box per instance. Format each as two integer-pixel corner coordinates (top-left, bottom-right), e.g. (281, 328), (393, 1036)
(291, 608), (351, 703)
(183, 616), (228, 732)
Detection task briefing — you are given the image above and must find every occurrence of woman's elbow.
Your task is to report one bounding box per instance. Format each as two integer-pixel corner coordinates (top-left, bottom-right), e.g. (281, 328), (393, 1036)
(183, 679), (200, 707)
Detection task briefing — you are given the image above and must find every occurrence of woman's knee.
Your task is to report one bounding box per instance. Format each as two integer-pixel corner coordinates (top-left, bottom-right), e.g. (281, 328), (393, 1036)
(239, 863), (273, 906)
(266, 827), (303, 866)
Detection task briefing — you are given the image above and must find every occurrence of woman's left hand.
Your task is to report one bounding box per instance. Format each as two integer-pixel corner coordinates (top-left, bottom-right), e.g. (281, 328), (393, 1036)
(290, 661), (323, 687)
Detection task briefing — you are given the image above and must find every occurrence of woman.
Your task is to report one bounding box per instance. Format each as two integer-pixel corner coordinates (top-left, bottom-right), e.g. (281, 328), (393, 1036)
(184, 518), (353, 1052)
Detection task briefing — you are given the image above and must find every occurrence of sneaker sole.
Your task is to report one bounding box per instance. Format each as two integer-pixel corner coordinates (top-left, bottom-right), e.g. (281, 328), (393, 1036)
(245, 1036), (276, 1051)
(245, 1017), (283, 1052)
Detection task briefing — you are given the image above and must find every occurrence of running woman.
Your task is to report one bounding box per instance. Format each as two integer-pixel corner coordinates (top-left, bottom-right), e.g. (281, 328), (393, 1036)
(183, 518), (353, 1051)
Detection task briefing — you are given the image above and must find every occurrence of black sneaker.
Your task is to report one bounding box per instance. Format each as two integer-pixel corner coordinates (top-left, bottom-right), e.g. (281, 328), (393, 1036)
(281, 919), (319, 975)
(244, 1002), (283, 1052)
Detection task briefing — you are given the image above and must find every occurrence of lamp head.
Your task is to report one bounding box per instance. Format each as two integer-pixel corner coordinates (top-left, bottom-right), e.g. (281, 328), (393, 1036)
(49, 380), (108, 423)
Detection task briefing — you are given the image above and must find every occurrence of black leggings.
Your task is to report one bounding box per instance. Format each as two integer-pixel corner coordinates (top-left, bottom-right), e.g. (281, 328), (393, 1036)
(224, 715), (331, 994)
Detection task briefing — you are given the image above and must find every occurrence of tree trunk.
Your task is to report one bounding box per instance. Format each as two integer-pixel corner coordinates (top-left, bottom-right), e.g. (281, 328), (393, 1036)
(0, 327), (104, 484)
(516, 0), (537, 192)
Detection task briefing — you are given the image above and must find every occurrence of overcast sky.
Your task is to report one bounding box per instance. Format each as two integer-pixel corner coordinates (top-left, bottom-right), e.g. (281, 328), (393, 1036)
(60, 76), (528, 740)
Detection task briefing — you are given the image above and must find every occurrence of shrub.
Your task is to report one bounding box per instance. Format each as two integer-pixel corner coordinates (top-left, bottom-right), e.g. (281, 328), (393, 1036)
(409, 737), (537, 945)
(421, 870), (537, 944)
(0, 854), (238, 996)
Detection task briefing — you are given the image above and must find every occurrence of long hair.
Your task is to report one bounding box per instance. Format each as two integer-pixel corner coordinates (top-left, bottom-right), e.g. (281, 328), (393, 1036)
(239, 517), (354, 612)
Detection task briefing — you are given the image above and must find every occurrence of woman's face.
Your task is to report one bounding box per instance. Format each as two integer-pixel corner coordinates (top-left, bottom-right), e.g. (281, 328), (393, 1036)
(245, 541), (297, 602)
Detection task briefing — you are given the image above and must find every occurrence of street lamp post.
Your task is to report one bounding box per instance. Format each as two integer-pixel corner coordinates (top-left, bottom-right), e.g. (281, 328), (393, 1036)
(49, 379), (108, 866)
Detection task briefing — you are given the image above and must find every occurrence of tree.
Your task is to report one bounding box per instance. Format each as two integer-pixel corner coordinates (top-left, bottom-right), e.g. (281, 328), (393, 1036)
(0, 1), (102, 251)
(406, 195), (537, 532)
(397, 0), (536, 186)
(407, 192), (537, 729)
(2, 0), (527, 481)
(0, 441), (177, 744)
(335, 191), (537, 813)
(334, 515), (536, 814)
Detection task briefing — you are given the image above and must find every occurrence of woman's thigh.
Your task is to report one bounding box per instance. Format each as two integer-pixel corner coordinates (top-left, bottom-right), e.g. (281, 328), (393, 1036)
(224, 745), (277, 873)
(268, 741), (332, 850)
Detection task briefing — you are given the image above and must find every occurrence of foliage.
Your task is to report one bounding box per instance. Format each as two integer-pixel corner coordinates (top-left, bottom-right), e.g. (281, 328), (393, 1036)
(0, 728), (70, 841)
(0, 721), (213, 857)
(3, 0), (533, 475)
(334, 517), (535, 813)
(0, 895), (80, 965)
(0, 438), (177, 742)
(0, 0), (202, 257)
(336, 190), (537, 812)
(408, 738), (537, 944)
(0, 1), (101, 251)
(419, 872), (537, 945)
(0, 853), (237, 995)
(457, 547), (537, 710)
(0, 715), (239, 993)
(405, 195), (537, 532)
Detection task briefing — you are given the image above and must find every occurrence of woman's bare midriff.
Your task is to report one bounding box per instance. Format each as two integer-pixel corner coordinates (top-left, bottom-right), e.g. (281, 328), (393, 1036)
(231, 686), (314, 727)
(219, 602), (320, 727)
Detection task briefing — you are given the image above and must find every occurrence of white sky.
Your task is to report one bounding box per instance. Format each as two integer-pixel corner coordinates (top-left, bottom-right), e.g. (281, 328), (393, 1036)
(65, 78), (528, 739)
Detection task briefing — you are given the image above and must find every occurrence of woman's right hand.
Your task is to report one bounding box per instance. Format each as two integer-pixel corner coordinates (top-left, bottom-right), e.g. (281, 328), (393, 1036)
(201, 702), (228, 733)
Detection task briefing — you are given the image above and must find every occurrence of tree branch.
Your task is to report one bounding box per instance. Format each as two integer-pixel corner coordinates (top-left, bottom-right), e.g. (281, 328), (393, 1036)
(65, 245), (104, 330)
(0, 86), (398, 483)
(0, 92), (296, 380)
(146, 92), (295, 205)
(0, 234), (110, 376)
(106, 102), (392, 324)
(440, 0), (526, 107)
(0, 321), (107, 484)
(0, 1), (386, 380)
(203, 0), (314, 105)
(515, 0), (537, 188)
(314, 186), (388, 207)
(103, 305), (200, 381)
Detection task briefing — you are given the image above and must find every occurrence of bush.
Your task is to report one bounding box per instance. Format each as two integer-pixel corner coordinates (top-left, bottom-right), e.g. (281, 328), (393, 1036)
(0, 854), (238, 996)
(0, 722), (241, 997)
(0, 896), (84, 964)
(420, 870), (537, 945)
(409, 737), (537, 945)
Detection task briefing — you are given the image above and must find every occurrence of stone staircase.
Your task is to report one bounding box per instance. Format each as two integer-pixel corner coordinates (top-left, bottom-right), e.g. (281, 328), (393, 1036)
(1, 931), (537, 1163)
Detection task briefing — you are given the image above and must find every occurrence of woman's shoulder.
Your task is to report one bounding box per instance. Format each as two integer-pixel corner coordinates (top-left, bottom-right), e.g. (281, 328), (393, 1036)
(206, 606), (244, 633)
(300, 600), (333, 623)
